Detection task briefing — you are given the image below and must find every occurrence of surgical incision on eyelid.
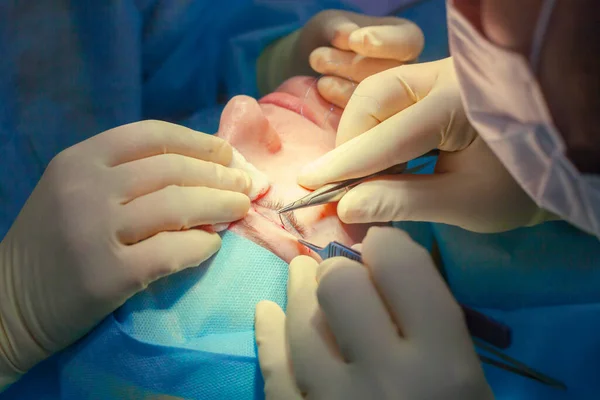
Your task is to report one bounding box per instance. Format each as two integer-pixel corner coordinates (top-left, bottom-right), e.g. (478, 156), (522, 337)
(253, 199), (306, 237)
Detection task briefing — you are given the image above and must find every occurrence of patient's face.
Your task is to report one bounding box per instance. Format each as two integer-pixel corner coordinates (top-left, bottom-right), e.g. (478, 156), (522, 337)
(217, 77), (377, 262)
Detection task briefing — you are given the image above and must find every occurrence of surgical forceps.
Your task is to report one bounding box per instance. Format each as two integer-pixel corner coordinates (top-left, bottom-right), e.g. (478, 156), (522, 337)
(298, 239), (567, 391)
(277, 151), (439, 214)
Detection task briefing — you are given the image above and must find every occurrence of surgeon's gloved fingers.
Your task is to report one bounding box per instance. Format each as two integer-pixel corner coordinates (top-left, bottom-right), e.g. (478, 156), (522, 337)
(298, 96), (442, 189)
(255, 301), (304, 400)
(337, 174), (470, 225)
(326, 20), (360, 51)
(125, 229), (221, 291)
(348, 24), (424, 62)
(335, 61), (444, 147)
(286, 256), (341, 392)
(255, 301), (286, 375)
(337, 168), (526, 233)
(118, 186), (250, 244)
(317, 76), (356, 109)
(90, 120), (233, 167)
(309, 47), (401, 83)
(350, 243), (362, 252)
(287, 255), (319, 295)
(360, 227), (466, 345)
(113, 154), (252, 202)
(315, 258), (402, 363)
(306, 10), (363, 50)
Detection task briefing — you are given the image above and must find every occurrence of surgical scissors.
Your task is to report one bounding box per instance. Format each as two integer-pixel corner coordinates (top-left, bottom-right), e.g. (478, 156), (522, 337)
(277, 151), (439, 214)
(298, 238), (567, 390)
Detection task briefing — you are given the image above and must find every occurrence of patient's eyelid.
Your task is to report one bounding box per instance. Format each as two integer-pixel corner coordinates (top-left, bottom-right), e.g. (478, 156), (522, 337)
(288, 212), (306, 236)
(255, 198), (308, 237)
(238, 218), (279, 254)
(280, 211), (307, 237)
(255, 198), (283, 210)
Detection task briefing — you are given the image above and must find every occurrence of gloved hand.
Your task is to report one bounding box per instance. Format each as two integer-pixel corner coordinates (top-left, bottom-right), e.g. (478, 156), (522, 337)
(257, 10), (424, 98)
(255, 226), (494, 400)
(0, 121), (251, 390)
(297, 57), (555, 233)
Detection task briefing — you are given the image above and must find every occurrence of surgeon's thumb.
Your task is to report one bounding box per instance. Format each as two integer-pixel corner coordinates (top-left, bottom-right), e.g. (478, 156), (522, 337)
(337, 174), (462, 225)
(255, 301), (303, 400)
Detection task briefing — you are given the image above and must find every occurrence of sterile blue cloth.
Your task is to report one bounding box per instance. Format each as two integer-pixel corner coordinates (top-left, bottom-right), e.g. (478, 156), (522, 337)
(435, 222), (600, 399)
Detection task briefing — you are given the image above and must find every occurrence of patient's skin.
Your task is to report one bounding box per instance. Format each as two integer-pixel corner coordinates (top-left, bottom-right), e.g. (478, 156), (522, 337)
(217, 76), (377, 262)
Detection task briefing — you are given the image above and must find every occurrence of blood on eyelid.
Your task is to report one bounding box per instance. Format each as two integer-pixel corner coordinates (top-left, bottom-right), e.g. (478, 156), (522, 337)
(251, 204), (286, 230)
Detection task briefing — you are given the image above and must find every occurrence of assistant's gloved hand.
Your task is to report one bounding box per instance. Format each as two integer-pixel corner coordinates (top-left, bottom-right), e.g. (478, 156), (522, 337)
(257, 10), (424, 98)
(297, 57), (555, 233)
(0, 121), (251, 390)
(255, 227), (494, 400)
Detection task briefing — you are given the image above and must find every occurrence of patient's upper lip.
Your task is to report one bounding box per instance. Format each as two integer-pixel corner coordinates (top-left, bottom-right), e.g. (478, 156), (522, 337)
(258, 91), (321, 127)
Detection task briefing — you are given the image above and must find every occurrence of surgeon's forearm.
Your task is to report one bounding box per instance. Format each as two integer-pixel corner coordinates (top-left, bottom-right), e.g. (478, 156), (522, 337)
(0, 289), (22, 390)
(0, 354), (21, 393)
(257, 30), (311, 96)
(0, 242), (26, 393)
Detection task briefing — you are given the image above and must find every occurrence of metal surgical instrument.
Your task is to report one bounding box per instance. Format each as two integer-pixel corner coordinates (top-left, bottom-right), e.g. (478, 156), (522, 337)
(298, 239), (362, 262)
(277, 151), (438, 214)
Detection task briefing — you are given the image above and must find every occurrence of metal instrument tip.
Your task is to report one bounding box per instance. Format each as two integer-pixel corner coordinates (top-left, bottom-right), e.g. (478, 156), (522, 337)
(297, 239), (323, 253)
(277, 202), (299, 214)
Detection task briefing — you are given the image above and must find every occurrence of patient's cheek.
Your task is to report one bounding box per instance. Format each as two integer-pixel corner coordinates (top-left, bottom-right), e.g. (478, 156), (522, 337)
(217, 95), (281, 153)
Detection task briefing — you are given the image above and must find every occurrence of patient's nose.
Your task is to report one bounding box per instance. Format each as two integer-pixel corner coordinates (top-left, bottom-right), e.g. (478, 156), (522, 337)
(217, 95), (281, 153)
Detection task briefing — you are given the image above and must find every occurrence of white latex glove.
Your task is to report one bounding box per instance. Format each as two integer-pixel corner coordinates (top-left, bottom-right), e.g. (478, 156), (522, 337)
(257, 10), (424, 97)
(0, 121), (252, 389)
(255, 226), (494, 400)
(307, 10), (424, 108)
(297, 57), (553, 233)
